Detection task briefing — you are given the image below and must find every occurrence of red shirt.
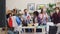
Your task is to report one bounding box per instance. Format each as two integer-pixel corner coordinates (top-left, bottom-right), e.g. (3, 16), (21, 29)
(8, 17), (13, 28)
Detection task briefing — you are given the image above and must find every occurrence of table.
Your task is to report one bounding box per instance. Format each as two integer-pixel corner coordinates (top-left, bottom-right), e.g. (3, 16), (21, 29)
(22, 26), (35, 33)
(36, 26), (46, 34)
(22, 26), (46, 34)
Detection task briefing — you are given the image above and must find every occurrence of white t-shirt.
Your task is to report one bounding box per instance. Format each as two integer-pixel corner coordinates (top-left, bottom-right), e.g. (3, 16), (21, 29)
(11, 16), (18, 27)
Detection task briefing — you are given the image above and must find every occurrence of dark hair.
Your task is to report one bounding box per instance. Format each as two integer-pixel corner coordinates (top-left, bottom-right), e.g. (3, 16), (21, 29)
(54, 7), (60, 12)
(40, 9), (43, 14)
(24, 9), (27, 11)
(7, 13), (12, 18)
(54, 7), (60, 10)
(13, 14), (16, 16)
(13, 9), (17, 13)
(13, 9), (16, 11)
(33, 11), (39, 16)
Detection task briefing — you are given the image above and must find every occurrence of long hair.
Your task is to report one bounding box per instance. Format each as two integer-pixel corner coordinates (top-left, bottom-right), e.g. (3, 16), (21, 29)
(40, 9), (44, 14)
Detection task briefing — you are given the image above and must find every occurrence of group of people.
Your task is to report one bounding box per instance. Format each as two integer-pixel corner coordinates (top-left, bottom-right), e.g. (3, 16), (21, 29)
(22, 7), (60, 26)
(6, 7), (60, 34)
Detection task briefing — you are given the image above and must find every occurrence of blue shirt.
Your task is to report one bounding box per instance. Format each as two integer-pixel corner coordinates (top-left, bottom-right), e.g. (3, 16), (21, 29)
(16, 16), (22, 26)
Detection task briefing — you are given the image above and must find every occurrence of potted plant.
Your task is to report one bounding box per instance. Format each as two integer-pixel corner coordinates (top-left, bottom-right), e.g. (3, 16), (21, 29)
(46, 3), (56, 15)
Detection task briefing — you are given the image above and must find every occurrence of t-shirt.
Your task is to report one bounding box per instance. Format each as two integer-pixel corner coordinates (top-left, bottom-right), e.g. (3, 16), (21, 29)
(22, 13), (31, 24)
(11, 16), (18, 27)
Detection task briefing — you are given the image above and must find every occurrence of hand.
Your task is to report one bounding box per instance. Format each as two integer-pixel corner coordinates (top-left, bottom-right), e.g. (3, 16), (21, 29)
(27, 16), (30, 20)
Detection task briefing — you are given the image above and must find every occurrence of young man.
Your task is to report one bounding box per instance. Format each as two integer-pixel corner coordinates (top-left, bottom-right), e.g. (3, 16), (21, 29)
(51, 7), (60, 34)
(22, 9), (31, 26)
(22, 9), (31, 32)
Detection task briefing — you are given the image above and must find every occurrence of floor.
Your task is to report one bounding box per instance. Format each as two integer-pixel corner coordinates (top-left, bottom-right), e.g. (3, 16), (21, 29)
(0, 31), (6, 34)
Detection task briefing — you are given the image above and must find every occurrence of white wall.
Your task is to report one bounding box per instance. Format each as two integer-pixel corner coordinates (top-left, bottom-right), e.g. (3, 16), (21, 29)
(6, 0), (55, 10)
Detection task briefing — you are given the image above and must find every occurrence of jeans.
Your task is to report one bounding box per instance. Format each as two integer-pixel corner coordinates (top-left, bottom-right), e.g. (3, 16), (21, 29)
(8, 30), (14, 34)
(56, 23), (60, 34)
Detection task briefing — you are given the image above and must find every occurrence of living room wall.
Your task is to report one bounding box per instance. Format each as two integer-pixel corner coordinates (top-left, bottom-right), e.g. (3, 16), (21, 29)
(6, 0), (55, 10)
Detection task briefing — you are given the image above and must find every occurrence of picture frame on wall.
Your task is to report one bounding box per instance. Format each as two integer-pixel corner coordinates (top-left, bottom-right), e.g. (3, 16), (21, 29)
(36, 4), (45, 10)
(27, 3), (35, 11)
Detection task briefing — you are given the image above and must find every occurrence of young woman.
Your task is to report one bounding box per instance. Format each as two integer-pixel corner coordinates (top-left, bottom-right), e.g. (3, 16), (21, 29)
(7, 13), (13, 28)
(39, 8), (48, 25)
(33, 11), (41, 26)
(7, 13), (14, 34)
